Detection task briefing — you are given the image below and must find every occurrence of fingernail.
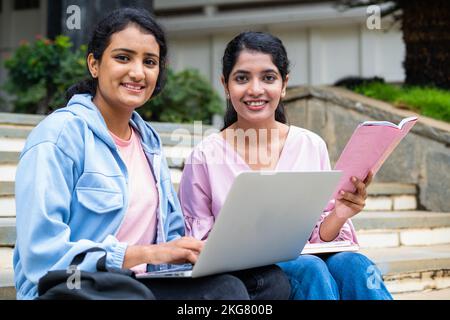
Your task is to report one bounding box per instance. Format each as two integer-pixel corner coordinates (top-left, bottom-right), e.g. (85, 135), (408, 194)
(352, 177), (357, 182)
(340, 190), (345, 195)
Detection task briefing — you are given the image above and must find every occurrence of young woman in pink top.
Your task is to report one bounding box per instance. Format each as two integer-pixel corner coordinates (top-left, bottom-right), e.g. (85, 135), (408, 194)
(179, 31), (393, 300)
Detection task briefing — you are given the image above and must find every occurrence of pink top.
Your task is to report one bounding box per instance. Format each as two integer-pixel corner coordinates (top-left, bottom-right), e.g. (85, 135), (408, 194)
(179, 125), (358, 245)
(110, 127), (159, 273)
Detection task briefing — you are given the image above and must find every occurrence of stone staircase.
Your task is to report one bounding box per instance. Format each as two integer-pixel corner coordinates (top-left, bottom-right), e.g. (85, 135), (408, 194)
(1, 112), (449, 300)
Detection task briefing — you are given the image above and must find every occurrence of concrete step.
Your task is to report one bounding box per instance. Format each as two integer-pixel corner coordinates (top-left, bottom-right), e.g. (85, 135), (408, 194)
(0, 151), (20, 164)
(0, 127), (32, 139)
(354, 211), (450, 248)
(0, 247), (14, 300)
(0, 112), (44, 126)
(0, 197), (15, 218)
(0, 182), (14, 196)
(354, 211), (450, 230)
(0, 138), (25, 152)
(1, 244), (450, 299)
(366, 183), (417, 196)
(0, 218), (15, 246)
(393, 287), (450, 300)
(0, 165), (15, 182)
(364, 183), (417, 211)
(361, 244), (450, 294)
(364, 195), (417, 211)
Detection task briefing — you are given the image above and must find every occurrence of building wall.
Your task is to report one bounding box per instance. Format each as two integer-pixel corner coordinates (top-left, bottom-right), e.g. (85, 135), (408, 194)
(166, 22), (405, 97)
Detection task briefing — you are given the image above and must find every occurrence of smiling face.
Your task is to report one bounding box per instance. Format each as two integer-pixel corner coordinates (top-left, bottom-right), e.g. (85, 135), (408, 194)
(88, 24), (160, 114)
(223, 50), (288, 127)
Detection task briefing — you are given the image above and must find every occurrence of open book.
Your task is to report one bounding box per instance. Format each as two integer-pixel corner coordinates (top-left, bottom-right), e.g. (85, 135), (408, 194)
(301, 240), (359, 255)
(330, 116), (418, 201)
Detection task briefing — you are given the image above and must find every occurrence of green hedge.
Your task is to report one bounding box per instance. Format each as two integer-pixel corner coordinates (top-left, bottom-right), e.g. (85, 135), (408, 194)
(138, 69), (223, 124)
(3, 36), (86, 114)
(354, 82), (450, 123)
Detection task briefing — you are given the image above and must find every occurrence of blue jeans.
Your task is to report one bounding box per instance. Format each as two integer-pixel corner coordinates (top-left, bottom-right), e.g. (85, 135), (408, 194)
(277, 252), (393, 300)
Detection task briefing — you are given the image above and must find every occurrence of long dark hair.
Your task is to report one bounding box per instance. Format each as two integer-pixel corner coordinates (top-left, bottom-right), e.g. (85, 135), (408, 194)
(66, 7), (167, 102)
(222, 31), (290, 129)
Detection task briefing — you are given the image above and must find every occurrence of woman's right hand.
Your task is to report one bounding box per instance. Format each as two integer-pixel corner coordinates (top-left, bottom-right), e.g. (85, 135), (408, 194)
(146, 237), (204, 265)
(123, 237), (204, 269)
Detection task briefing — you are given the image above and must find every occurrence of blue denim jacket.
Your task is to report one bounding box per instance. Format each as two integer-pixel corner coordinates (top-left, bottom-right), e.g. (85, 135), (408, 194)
(13, 94), (185, 299)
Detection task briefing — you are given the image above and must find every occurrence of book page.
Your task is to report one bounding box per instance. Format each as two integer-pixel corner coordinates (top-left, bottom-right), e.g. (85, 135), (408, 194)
(361, 116), (417, 129)
(301, 241), (359, 255)
(361, 120), (399, 128)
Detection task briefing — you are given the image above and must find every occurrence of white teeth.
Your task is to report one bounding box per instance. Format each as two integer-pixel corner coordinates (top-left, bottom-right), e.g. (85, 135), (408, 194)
(246, 101), (265, 106)
(123, 84), (143, 90)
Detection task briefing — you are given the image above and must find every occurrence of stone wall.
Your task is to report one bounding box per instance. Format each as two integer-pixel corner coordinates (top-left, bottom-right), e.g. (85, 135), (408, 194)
(284, 86), (450, 212)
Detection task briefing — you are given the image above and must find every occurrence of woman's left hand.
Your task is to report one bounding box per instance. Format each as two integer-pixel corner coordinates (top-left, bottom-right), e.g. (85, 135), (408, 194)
(333, 171), (374, 220)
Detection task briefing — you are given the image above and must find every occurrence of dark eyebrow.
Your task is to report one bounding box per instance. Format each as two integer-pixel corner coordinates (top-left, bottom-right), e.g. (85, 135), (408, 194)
(261, 69), (279, 74)
(232, 70), (250, 76)
(232, 69), (279, 76)
(111, 48), (159, 59)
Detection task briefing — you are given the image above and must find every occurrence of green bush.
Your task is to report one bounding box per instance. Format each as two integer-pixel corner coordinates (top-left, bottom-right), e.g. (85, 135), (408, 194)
(3, 36), (224, 123)
(354, 82), (450, 123)
(3, 36), (87, 114)
(138, 68), (224, 124)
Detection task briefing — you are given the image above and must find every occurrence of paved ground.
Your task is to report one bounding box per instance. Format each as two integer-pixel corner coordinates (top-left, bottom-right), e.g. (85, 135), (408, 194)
(393, 288), (450, 300)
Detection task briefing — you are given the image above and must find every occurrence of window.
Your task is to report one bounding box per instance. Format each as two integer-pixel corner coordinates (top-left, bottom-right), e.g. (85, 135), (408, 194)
(14, 0), (40, 10)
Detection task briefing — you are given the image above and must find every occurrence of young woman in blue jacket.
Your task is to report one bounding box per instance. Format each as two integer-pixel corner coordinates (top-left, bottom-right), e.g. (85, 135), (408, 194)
(13, 8), (290, 300)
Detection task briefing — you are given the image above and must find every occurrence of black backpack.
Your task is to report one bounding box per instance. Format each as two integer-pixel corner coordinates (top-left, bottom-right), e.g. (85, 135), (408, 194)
(37, 247), (155, 300)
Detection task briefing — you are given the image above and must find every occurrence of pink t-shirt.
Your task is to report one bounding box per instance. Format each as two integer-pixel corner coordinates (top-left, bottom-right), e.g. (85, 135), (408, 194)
(179, 125), (358, 245)
(110, 127), (159, 272)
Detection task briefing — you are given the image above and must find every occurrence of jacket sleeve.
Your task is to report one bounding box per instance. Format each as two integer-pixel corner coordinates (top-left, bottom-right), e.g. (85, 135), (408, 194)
(14, 142), (128, 285)
(308, 139), (359, 244)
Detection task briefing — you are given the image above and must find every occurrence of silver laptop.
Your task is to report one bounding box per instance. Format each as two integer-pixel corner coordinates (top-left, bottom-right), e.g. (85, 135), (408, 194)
(137, 171), (341, 279)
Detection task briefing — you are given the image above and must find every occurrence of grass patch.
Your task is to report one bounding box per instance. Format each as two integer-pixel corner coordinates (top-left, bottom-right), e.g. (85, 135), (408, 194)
(353, 82), (450, 123)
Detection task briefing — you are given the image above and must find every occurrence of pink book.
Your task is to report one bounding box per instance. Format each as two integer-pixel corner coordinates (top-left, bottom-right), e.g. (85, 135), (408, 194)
(331, 116), (418, 201)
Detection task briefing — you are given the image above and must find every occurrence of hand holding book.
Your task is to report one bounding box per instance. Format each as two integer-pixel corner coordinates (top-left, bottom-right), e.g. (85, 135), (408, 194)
(333, 171), (374, 220)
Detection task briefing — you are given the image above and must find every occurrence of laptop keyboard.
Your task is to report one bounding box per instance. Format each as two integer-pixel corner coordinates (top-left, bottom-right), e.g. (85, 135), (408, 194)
(148, 264), (193, 274)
